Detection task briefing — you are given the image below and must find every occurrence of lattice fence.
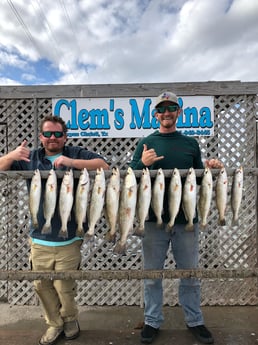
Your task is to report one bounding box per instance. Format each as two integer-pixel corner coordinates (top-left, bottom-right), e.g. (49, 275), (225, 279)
(0, 85), (257, 306)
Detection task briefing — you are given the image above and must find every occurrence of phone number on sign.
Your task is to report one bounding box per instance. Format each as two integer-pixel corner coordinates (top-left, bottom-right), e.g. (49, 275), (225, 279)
(181, 129), (211, 136)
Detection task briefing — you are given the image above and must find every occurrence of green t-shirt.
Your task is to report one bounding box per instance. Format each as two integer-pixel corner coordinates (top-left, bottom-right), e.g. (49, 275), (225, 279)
(130, 131), (204, 224)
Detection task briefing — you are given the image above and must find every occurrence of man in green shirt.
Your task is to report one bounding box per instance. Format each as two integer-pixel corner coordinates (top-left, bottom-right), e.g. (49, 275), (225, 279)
(130, 91), (222, 344)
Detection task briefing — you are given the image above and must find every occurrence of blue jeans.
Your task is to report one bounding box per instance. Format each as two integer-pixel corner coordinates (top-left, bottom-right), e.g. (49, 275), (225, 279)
(142, 222), (204, 328)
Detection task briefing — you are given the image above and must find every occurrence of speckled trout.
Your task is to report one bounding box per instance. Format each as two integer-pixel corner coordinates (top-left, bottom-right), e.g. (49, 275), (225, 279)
(29, 169), (41, 228)
(135, 167), (151, 237)
(215, 167), (228, 226)
(59, 169), (74, 239)
(114, 167), (137, 255)
(151, 168), (165, 228)
(75, 168), (90, 237)
(182, 167), (197, 231)
(167, 168), (182, 232)
(42, 169), (57, 234)
(198, 167), (213, 230)
(231, 166), (243, 226)
(105, 167), (120, 243)
(87, 168), (106, 238)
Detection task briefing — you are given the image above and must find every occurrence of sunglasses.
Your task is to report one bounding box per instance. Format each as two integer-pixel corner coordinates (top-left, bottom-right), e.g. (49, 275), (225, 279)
(156, 105), (179, 113)
(42, 131), (64, 138)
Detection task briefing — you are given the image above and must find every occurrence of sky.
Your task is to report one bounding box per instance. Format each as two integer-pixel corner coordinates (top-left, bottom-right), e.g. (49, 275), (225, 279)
(0, 0), (257, 86)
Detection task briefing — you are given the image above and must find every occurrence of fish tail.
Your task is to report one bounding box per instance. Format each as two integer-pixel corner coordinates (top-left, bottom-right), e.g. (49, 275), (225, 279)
(231, 218), (239, 227)
(218, 218), (226, 226)
(105, 231), (116, 243)
(85, 228), (94, 241)
(199, 223), (207, 231)
(32, 218), (38, 229)
(133, 227), (145, 237)
(166, 221), (175, 232)
(156, 217), (163, 229)
(76, 227), (84, 238)
(41, 222), (51, 234)
(113, 241), (126, 255)
(58, 228), (68, 239)
(185, 223), (194, 231)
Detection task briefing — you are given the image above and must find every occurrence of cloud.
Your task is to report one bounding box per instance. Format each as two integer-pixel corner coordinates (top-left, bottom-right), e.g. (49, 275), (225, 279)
(0, 0), (257, 85)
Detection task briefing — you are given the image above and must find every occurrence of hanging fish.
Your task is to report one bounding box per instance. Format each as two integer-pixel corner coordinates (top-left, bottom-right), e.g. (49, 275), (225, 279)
(42, 169), (57, 234)
(151, 168), (165, 228)
(87, 168), (106, 238)
(182, 167), (197, 231)
(114, 167), (137, 255)
(75, 168), (90, 237)
(58, 169), (74, 239)
(198, 167), (213, 230)
(215, 167), (228, 226)
(231, 166), (243, 226)
(105, 167), (120, 243)
(29, 169), (41, 228)
(166, 168), (182, 232)
(135, 167), (152, 237)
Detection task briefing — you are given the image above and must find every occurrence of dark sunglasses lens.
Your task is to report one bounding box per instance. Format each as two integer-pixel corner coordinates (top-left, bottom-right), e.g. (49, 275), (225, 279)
(54, 132), (63, 138)
(157, 105), (178, 113)
(168, 105), (178, 112)
(42, 131), (51, 138)
(42, 131), (63, 138)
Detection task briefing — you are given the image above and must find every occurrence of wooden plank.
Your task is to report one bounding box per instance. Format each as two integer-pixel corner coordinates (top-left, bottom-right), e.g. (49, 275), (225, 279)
(1, 81), (258, 99)
(0, 269), (258, 281)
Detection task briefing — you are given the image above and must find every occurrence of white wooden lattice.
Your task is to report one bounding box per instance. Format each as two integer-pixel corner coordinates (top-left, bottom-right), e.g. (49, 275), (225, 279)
(0, 86), (257, 306)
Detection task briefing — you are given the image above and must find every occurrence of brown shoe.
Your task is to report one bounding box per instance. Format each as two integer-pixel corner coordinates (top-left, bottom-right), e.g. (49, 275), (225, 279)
(39, 326), (63, 345)
(63, 320), (80, 340)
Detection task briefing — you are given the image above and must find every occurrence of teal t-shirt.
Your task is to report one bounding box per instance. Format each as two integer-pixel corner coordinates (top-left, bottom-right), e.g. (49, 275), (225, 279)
(130, 131), (204, 224)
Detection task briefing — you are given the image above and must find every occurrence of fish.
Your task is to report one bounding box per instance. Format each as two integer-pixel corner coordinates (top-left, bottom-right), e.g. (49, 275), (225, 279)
(182, 167), (197, 231)
(41, 169), (57, 234)
(198, 167), (213, 230)
(75, 168), (90, 237)
(87, 168), (106, 238)
(166, 168), (182, 231)
(58, 169), (74, 239)
(105, 167), (120, 243)
(113, 167), (137, 255)
(135, 167), (152, 237)
(29, 169), (41, 228)
(215, 167), (228, 226)
(151, 168), (165, 227)
(231, 166), (243, 226)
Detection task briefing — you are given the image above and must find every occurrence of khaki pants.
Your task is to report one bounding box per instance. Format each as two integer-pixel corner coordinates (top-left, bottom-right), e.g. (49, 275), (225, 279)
(30, 240), (82, 328)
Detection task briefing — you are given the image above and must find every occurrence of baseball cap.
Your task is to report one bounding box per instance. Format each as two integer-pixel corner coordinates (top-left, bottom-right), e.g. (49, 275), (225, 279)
(155, 91), (179, 108)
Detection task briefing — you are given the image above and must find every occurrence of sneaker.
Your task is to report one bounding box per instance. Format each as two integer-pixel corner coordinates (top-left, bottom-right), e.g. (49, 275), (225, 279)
(39, 326), (63, 345)
(63, 320), (80, 340)
(187, 324), (214, 344)
(141, 324), (159, 344)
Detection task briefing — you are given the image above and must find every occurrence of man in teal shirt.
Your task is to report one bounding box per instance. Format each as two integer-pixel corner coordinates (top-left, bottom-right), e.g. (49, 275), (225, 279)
(130, 91), (222, 344)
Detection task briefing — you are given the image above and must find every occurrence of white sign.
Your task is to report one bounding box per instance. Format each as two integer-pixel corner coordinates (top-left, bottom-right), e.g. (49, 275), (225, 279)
(52, 96), (214, 138)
